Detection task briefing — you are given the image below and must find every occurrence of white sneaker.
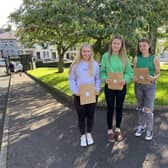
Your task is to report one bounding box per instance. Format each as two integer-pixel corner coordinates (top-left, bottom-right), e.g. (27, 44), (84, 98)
(86, 133), (94, 145)
(145, 130), (153, 141)
(80, 134), (87, 147)
(134, 126), (145, 137)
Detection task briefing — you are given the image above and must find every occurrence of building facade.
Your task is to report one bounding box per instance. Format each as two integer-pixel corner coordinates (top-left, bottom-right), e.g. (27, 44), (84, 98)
(18, 43), (76, 64)
(0, 31), (18, 58)
(0, 31), (76, 64)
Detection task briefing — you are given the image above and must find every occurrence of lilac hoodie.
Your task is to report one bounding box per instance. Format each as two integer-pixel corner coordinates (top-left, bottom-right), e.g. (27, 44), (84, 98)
(69, 60), (101, 95)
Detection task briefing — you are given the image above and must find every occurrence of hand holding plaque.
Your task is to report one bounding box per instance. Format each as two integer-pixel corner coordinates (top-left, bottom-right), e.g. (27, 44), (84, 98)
(108, 72), (123, 90)
(134, 68), (151, 84)
(79, 83), (96, 105)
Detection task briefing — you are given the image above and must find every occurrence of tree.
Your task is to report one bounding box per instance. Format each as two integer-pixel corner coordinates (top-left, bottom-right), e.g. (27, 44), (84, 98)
(80, 0), (168, 56)
(10, 0), (168, 67)
(10, 0), (83, 72)
(132, 0), (168, 54)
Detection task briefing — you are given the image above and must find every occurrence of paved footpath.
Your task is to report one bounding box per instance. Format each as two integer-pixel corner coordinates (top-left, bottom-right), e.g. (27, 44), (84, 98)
(1, 73), (168, 168)
(0, 74), (10, 150)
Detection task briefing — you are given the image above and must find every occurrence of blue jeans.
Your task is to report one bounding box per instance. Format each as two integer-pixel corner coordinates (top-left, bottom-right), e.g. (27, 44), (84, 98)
(135, 82), (156, 131)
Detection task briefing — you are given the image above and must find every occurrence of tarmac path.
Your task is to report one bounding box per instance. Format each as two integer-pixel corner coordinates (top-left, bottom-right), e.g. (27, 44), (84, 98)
(2, 73), (168, 168)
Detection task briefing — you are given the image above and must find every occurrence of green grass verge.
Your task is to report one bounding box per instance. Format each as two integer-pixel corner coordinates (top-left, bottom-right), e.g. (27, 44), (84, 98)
(27, 66), (168, 105)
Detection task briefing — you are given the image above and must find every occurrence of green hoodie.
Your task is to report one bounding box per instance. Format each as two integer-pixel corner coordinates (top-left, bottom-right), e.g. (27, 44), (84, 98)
(100, 52), (133, 84)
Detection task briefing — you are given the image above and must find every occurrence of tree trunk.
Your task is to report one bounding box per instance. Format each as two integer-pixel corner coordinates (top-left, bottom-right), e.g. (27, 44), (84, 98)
(149, 26), (157, 55)
(57, 46), (64, 73)
(57, 55), (64, 73)
(93, 38), (103, 62)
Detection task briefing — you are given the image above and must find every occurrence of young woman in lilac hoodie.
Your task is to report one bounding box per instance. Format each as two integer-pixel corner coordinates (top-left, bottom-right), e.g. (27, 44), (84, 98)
(69, 43), (101, 147)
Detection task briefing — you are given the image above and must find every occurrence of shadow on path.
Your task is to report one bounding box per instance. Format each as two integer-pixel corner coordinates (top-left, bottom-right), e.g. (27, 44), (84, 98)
(7, 74), (168, 168)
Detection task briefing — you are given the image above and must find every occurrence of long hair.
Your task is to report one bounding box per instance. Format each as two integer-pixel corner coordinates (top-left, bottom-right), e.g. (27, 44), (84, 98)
(69, 43), (94, 76)
(108, 34), (127, 69)
(137, 38), (152, 55)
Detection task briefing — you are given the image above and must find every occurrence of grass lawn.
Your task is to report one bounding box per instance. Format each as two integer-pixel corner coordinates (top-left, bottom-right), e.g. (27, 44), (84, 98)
(27, 66), (168, 105)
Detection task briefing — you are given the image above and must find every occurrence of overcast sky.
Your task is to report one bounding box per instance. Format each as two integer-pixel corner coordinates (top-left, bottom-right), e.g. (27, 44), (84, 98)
(0, 0), (23, 28)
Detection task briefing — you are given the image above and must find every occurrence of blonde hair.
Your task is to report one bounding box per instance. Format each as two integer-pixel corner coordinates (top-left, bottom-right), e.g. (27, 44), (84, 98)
(108, 35), (127, 69)
(69, 43), (94, 76)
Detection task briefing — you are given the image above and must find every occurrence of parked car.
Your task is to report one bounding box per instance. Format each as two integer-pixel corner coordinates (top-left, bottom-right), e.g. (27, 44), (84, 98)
(15, 62), (23, 72)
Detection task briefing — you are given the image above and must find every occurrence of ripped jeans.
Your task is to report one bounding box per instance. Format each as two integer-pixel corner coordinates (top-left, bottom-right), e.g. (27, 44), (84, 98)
(135, 82), (156, 131)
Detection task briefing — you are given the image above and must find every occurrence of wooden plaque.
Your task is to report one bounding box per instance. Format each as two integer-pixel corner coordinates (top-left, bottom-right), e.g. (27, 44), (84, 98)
(108, 72), (123, 90)
(134, 68), (150, 84)
(79, 83), (96, 105)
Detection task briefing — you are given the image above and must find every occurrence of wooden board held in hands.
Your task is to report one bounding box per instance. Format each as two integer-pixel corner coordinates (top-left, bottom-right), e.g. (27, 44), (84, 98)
(79, 83), (96, 105)
(134, 68), (150, 84)
(108, 72), (123, 90)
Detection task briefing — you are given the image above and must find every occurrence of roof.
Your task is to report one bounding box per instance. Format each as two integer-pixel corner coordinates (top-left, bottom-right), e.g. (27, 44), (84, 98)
(0, 31), (16, 40)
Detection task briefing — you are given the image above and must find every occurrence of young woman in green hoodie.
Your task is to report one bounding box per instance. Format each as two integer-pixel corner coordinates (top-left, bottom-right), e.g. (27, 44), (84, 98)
(100, 35), (133, 142)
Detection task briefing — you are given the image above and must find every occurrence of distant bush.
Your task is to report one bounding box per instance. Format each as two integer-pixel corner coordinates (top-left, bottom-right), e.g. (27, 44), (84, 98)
(36, 61), (71, 68)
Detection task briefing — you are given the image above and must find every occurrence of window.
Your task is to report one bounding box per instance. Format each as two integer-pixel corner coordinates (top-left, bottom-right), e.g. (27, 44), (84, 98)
(46, 51), (49, 57)
(66, 53), (70, 59)
(70, 46), (76, 51)
(43, 51), (46, 58)
(43, 51), (49, 58)
(36, 52), (40, 59)
(10, 41), (13, 47)
(52, 52), (56, 59)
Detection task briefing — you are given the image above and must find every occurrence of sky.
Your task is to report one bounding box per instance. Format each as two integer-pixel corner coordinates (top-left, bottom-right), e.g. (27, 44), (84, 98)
(0, 0), (23, 28)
